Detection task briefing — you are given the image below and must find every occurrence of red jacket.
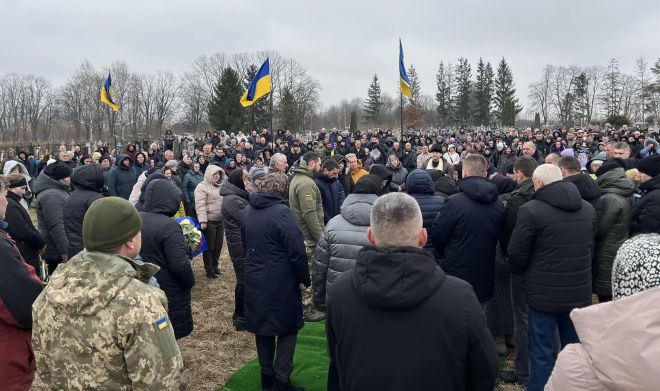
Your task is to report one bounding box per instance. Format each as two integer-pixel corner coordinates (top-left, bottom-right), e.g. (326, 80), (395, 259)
(0, 228), (43, 391)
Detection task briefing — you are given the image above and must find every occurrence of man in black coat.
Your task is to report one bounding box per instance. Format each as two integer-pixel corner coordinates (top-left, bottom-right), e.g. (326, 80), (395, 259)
(431, 154), (505, 308)
(4, 174), (45, 275)
(64, 164), (105, 258)
(139, 179), (195, 340)
(507, 164), (597, 391)
(558, 156), (603, 219)
(242, 174), (310, 391)
(631, 155), (660, 235)
(326, 192), (498, 391)
(406, 169), (446, 254)
(314, 159), (341, 224)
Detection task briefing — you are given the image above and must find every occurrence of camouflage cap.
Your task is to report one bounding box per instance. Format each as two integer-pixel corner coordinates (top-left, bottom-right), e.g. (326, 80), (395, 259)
(83, 197), (142, 252)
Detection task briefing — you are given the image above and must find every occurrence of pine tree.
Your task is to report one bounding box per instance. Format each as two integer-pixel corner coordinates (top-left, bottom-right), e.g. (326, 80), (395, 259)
(243, 64), (270, 132)
(208, 67), (244, 132)
(534, 112), (541, 129)
(350, 111), (357, 133)
(279, 87), (297, 131)
(494, 58), (522, 122)
(501, 98), (516, 126)
(473, 58), (494, 125)
(436, 62), (452, 126)
(363, 74), (383, 125)
(573, 72), (588, 126)
(454, 57), (472, 125)
(407, 64), (422, 107)
(601, 58), (622, 117)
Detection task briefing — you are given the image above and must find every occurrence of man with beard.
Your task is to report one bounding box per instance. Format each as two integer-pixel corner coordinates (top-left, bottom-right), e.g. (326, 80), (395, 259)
(314, 159), (341, 224)
(289, 152), (326, 322)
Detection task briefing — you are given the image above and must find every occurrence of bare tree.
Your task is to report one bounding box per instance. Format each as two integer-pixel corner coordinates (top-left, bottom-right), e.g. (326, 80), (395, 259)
(529, 65), (553, 124)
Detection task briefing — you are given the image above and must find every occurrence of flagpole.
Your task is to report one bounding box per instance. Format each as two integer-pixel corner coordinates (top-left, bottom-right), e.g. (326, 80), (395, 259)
(400, 92), (404, 136)
(270, 89), (274, 153)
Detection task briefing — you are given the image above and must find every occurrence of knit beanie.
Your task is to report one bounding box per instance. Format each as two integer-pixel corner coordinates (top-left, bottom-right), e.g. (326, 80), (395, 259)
(612, 234), (660, 300)
(354, 174), (382, 196)
(165, 160), (178, 169)
(8, 175), (27, 189)
(83, 197), (142, 253)
(258, 173), (288, 198)
(596, 158), (626, 177)
(637, 155), (660, 178)
(228, 168), (246, 191)
(44, 160), (72, 180)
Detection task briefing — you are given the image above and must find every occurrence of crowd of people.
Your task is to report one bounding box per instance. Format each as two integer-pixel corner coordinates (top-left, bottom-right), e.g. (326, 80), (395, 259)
(0, 122), (659, 390)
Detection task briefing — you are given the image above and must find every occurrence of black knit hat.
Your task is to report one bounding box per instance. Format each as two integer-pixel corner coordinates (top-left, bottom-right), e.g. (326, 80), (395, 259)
(8, 176), (28, 189)
(354, 174), (382, 196)
(44, 161), (72, 181)
(637, 155), (660, 178)
(596, 158), (626, 177)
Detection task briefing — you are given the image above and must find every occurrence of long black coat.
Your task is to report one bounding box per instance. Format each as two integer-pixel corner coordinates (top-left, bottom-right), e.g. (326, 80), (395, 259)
(326, 246), (498, 391)
(241, 192), (311, 336)
(431, 176), (504, 302)
(4, 192), (44, 270)
(220, 181), (249, 270)
(315, 173), (341, 225)
(405, 169), (447, 253)
(33, 172), (70, 260)
(139, 179), (195, 339)
(107, 154), (137, 200)
(630, 175), (660, 235)
(508, 180), (597, 314)
(64, 164), (105, 257)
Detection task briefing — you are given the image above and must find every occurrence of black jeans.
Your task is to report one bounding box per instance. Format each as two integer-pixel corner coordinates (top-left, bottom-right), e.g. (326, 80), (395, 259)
(202, 221), (224, 273)
(230, 255), (245, 321)
(255, 334), (297, 383)
(45, 258), (64, 276)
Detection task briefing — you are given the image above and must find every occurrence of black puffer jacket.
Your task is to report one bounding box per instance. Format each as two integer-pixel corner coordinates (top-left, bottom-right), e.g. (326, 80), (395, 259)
(313, 193), (377, 311)
(630, 175), (660, 235)
(220, 181), (249, 265)
(139, 179), (195, 339)
(406, 169), (446, 253)
(107, 154), (137, 200)
(33, 171), (70, 260)
(593, 168), (635, 297)
(64, 164), (105, 258)
(564, 173), (603, 220)
(4, 192), (44, 270)
(326, 246), (498, 391)
(431, 176), (504, 302)
(508, 180), (597, 313)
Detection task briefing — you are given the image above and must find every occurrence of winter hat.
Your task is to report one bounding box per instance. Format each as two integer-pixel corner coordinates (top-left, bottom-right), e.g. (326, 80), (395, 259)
(250, 169), (266, 182)
(430, 143), (443, 153)
(354, 174), (382, 196)
(165, 160), (178, 169)
(612, 234), (660, 300)
(8, 175), (27, 189)
(44, 160), (72, 181)
(594, 151), (608, 161)
(83, 197), (142, 253)
(258, 173), (288, 198)
(228, 168), (246, 191)
(637, 155), (660, 178)
(596, 158), (626, 177)
(560, 148), (575, 158)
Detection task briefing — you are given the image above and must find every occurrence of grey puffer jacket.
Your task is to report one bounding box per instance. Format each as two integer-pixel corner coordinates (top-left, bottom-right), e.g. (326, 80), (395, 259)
(593, 168), (635, 297)
(312, 193), (377, 311)
(34, 172), (70, 260)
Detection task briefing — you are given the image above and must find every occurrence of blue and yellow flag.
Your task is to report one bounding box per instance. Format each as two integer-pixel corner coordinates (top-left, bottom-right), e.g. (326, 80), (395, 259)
(100, 72), (119, 112)
(399, 39), (413, 99)
(241, 58), (271, 107)
(331, 141), (335, 157)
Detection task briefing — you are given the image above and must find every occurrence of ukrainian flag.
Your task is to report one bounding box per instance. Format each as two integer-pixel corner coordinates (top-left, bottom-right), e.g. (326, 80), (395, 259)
(241, 58), (271, 107)
(399, 39), (412, 99)
(100, 72), (119, 112)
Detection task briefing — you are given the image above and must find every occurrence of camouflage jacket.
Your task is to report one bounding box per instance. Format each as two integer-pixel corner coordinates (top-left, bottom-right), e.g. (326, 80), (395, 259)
(32, 251), (186, 390)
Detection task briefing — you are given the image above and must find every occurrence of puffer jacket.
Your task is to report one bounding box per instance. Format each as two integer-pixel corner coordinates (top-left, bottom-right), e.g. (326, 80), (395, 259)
(33, 172), (70, 260)
(107, 154), (137, 200)
(593, 168), (634, 297)
(64, 164), (105, 258)
(546, 287), (660, 390)
(630, 175), (660, 235)
(140, 179), (195, 339)
(220, 181), (249, 265)
(194, 165), (224, 223)
(182, 169), (204, 207)
(406, 169), (446, 253)
(564, 173), (603, 220)
(313, 193), (377, 311)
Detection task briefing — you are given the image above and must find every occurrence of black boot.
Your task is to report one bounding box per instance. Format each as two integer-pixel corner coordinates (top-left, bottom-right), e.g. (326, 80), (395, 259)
(206, 271), (218, 279)
(273, 378), (304, 391)
(233, 317), (246, 331)
(261, 373), (274, 391)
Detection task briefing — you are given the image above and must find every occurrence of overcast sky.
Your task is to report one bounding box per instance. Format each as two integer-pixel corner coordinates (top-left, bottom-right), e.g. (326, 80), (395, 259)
(2, 0), (659, 115)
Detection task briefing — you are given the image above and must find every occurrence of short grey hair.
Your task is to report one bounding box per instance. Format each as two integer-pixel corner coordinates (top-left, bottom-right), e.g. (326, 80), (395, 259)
(370, 193), (423, 247)
(270, 153), (287, 168)
(533, 164), (562, 186)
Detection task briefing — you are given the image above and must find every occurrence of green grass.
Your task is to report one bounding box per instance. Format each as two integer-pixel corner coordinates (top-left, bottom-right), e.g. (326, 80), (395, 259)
(220, 322), (329, 391)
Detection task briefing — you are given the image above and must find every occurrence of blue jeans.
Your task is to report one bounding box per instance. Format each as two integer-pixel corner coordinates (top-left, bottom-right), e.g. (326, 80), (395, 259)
(528, 307), (579, 391)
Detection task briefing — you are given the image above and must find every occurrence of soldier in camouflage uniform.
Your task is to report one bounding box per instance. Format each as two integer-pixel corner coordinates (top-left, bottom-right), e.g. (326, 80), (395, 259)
(32, 197), (186, 390)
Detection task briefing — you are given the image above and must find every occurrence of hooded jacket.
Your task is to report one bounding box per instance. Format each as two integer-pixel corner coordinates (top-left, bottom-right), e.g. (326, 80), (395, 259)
(135, 172), (166, 211)
(220, 180), (249, 268)
(546, 287), (660, 390)
(107, 154), (137, 200)
(242, 192), (311, 336)
(326, 246), (498, 391)
(406, 169), (447, 253)
(508, 180), (597, 313)
(313, 193), (378, 311)
(182, 169), (204, 207)
(630, 175), (660, 235)
(31, 251), (185, 390)
(289, 160), (324, 244)
(564, 173), (603, 220)
(33, 171), (70, 260)
(593, 168), (635, 297)
(194, 165), (224, 223)
(5, 191), (44, 269)
(64, 164), (105, 258)
(431, 176), (505, 302)
(140, 179), (195, 339)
